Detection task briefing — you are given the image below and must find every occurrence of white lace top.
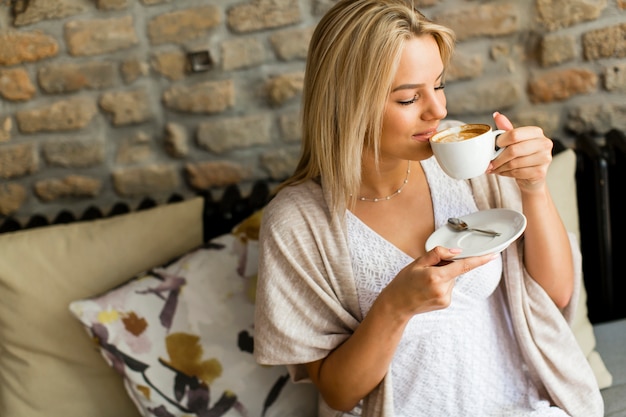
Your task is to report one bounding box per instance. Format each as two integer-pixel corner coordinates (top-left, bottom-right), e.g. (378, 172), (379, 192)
(346, 157), (569, 417)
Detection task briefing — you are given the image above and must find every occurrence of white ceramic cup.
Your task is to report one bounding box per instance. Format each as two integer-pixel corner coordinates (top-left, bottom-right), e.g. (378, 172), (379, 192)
(430, 123), (505, 180)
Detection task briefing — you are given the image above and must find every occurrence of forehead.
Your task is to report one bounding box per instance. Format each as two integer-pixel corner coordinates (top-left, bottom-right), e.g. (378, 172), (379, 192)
(392, 35), (444, 86)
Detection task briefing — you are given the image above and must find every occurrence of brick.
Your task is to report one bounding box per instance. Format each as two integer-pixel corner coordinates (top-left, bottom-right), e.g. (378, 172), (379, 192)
(42, 138), (105, 168)
(0, 67), (36, 101)
(583, 23), (626, 60)
(185, 161), (248, 190)
(443, 78), (522, 115)
(269, 26), (314, 61)
(0, 30), (58, 66)
(15, 97), (97, 133)
(96, 0), (128, 10)
(34, 175), (102, 202)
(228, 0), (301, 33)
(261, 147), (300, 180)
(140, 0), (172, 4)
(99, 89), (153, 126)
(147, 6), (220, 45)
(489, 42), (514, 62)
(509, 110), (561, 139)
(604, 62), (626, 92)
(120, 59), (149, 84)
(266, 71), (304, 106)
(0, 183), (27, 216)
(0, 143), (38, 179)
(528, 68), (598, 103)
(162, 80), (234, 114)
(197, 114), (272, 154)
(0, 117), (11, 142)
(13, 0), (88, 27)
(447, 52), (483, 81)
(222, 38), (266, 71)
(65, 16), (138, 56)
(540, 34), (577, 67)
(566, 102), (625, 134)
(115, 131), (153, 164)
(312, 0), (442, 16)
(278, 111), (301, 142)
(434, 3), (519, 41)
(164, 122), (189, 158)
(536, 0), (607, 31)
(38, 61), (116, 93)
(112, 164), (180, 197)
(151, 50), (187, 81)
(312, 0), (336, 15)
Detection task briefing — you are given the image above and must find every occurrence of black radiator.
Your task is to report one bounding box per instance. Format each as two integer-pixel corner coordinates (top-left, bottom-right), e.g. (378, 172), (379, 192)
(574, 129), (625, 324)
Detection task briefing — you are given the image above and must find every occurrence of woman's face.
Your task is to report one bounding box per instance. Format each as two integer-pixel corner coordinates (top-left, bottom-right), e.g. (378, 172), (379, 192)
(379, 35), (447, 162)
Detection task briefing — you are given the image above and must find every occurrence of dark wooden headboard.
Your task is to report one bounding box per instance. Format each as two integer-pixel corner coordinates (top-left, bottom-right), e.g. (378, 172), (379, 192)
(199, 180), (271, 242)
(0, 180), (273, 243)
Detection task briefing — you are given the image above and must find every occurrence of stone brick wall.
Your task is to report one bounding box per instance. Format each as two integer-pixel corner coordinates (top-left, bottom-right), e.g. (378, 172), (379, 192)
(0, 0), (624, 221)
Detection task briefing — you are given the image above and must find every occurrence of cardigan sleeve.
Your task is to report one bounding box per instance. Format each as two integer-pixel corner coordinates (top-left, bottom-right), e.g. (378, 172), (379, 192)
(470, 173), (604, 417)
(253, 181), (361, 381)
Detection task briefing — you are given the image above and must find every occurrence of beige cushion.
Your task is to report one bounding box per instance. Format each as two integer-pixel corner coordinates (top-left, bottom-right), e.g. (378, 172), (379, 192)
(547, 148), (612, 389)
(0, 198), (204, 417)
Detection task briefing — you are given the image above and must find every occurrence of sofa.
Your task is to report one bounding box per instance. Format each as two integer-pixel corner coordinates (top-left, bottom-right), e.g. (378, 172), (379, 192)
(544, 147), (625, 417)
(0, 145), (624, 417)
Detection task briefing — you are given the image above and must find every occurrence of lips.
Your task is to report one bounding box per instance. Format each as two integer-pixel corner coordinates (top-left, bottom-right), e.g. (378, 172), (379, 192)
(413, 128), (438, 142)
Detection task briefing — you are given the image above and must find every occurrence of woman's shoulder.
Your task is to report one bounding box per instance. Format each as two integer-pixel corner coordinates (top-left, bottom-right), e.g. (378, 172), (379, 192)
(263, 180), (328, 224)
(270, 180), (323, 207)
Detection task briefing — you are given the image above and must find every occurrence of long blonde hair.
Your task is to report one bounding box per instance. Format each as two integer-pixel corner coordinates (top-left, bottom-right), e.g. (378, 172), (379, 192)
(280, 0), (455, 214)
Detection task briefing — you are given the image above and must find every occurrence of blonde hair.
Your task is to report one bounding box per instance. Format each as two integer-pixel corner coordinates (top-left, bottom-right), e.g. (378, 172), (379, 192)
(280, 0), (455, 214)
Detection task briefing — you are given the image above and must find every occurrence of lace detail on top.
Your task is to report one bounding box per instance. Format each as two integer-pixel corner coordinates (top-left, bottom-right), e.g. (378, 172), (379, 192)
(346, 157), (569, 417)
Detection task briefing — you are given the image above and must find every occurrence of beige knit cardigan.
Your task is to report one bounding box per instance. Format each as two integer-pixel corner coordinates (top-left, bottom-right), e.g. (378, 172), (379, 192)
(254, 170), (604, 417)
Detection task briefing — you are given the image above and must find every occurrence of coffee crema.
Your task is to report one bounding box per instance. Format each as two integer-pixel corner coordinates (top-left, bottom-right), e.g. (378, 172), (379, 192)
(432, 127), (489, 143)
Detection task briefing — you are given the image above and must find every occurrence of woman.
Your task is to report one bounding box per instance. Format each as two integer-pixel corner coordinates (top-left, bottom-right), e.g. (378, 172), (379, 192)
(253, 0), (604, 416)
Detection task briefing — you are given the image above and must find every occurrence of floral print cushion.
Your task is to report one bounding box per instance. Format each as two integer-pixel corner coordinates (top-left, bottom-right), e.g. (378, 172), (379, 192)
(69, 232), (316, 417)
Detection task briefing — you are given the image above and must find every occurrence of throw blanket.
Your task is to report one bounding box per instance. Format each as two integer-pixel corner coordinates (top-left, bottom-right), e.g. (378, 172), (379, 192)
(254, 173), (604, 417)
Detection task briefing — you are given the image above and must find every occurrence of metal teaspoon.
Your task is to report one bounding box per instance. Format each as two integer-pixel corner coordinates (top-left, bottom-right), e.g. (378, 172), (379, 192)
(447, 217), (501, 237)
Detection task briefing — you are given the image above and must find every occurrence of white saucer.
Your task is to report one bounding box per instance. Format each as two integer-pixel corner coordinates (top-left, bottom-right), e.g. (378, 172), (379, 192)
(425, 208), (527, 259)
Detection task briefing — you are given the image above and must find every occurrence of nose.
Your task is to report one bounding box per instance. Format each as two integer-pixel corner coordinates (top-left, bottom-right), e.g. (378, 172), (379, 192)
(421, 91), (447, 121)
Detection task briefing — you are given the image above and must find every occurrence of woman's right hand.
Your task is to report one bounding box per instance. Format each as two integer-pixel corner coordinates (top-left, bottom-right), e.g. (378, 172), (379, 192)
(380, 246), (499, 319)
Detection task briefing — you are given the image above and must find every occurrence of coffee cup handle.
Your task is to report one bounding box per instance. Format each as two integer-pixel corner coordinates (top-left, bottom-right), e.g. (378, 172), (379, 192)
(492, 129), (506, 159)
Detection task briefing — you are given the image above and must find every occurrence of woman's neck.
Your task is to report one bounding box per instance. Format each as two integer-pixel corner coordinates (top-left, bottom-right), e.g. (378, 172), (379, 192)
(357, 159), (412, 202)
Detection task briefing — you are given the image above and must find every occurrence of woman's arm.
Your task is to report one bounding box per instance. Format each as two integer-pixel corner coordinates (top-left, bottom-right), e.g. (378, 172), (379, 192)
(489, 112), (574, 308)
(519, 182), (574, 308)
(305, 247), (499, 411)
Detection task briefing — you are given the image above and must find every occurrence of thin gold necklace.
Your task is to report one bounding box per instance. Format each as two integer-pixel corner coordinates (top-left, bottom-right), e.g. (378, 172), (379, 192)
(357, 161), (411, 202)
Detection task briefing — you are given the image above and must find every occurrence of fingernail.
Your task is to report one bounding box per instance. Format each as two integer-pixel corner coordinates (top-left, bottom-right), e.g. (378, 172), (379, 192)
(449, 248), (463, 254)
(492, 111), (499, 118)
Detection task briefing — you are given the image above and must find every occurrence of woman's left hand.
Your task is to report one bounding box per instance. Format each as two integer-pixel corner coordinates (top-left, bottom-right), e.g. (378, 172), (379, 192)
(487, 111), (553, 192)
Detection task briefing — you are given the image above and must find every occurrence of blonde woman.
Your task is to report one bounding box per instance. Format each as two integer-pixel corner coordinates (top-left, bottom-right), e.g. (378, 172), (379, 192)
(254, 0), (604, 416)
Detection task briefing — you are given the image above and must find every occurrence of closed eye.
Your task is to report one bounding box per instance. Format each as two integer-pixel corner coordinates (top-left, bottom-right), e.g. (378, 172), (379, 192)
(398, 84), (445, 106)
(399, 95), (418, 106)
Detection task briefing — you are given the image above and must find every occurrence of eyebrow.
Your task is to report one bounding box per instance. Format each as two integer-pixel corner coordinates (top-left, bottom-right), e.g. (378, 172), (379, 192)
(391, 69), (445, 93)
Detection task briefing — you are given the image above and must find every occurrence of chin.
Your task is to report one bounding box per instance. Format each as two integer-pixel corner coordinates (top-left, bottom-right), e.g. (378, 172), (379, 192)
(413, 147), (434, 161)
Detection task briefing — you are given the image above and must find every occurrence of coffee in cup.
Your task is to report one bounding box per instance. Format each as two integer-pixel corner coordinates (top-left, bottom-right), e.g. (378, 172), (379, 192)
(430, 123), (505, 180)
